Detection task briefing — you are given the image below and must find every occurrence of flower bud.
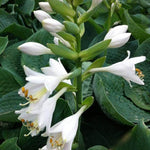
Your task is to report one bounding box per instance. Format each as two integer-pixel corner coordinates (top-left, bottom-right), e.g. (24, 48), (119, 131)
(34, 10), (51, 23)
(42, 18), (65, 33)
(88, 0), (103, 12)
(104, 25), (131, 48)
(53, 36), (71, 48)
(18, 42), (53, 55)
(39, 2), (53, 13)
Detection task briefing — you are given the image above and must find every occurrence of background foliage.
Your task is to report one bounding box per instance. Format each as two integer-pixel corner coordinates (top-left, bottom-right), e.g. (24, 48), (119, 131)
(0, 0), (150, 149)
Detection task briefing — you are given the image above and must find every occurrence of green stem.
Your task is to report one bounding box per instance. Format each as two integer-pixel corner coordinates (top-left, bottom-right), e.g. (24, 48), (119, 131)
(76, 34), (82, 107)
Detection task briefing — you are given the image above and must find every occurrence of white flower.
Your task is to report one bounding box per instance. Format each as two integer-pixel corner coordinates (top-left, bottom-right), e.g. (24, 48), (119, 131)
(39, 2), (53, 13)
(16, 88), (67, 137)
(41, 58), (71, 85)
(42, 18), (65, 33)
(40, 106), (86, 150)
(89, 51), (146, 87)
(18, 42), (53, 56)
(104, 25), (131, 48)
(18, 66), (50, 106)
(34, 10), (52, 23)
(25, 64), (71, 93)
(88, 0), (103, 11)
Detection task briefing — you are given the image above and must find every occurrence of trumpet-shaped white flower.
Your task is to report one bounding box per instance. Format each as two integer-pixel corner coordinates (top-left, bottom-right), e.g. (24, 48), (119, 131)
(41, 58), (71, 85)
(90, 51), (146, 87)
(16, 88), (67, 137)
(34, 10), (52, 23)
(42, 18), (65, 33)
(18, 42), (53, 56)
(39, 2), (53, 13)
(40, 106), (86, 150)
(88, 0), (103, 11)
(104, 25), (131, 48)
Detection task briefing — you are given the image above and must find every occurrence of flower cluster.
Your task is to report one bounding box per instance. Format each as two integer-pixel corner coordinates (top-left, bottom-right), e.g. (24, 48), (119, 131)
(16, 0), (146, 150)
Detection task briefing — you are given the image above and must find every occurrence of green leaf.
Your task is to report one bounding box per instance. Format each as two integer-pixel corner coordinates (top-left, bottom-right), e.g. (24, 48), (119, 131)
(113, 121), (150, 150)
(1, 23), (33, 40)
(0, 36), (8, 55)
(82, 56), (106, 80)
(18, 126), (47, 150)
(81, 96), (94, 110)
(124, 9), (150, 43)
(2, 128), (20, 140)
(93, 73), (150, 125)
(47, 44), (78, 60)
(82, 62), (93, 99)
(81, 100), (129, 149)
(79, 40), (111, 61)
(15, 0), (35, 15)
(0, 68), (20, 97)
(124, 84), (150, 110)
(0, 137), (21, 150)
(48, 0), (75, 17)
(0, 91), (26, 122)
(88, 145), (108, 150)
(0, 9), (17, 32)
(1, 42), (26, 86)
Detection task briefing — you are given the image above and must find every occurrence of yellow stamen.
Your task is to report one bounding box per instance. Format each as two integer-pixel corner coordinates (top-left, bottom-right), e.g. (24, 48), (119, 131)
(21, 87), (25, 93)
(136, 68), (144, 78)
(21, 119), (25, 123)
(24, 89), (28, 97)
(50, 138), (53, 143)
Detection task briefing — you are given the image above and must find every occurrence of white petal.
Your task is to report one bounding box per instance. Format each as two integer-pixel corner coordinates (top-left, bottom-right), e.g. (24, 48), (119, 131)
(38, 97), (57, 131)
(104, 25), (128, 40)
(128, 56), (146, 64)
(26, 76), (46, 84)
(23, 65), (44, 77)
(64, 140), (74, 150)
(18, 42), (52, 55)
(44, 76), (63, 92)
(42, 18), (65, 33)
(39, 2), (53, 13)
(34, 10), (51, 23)
(39, 145), (48, 150)
(108, 33), (131, 48)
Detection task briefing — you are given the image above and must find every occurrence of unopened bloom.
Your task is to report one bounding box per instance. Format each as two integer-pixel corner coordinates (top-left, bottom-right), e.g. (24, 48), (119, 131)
(104, 25), (131, 48)
(18, 42), (53, 56)
(42, 18), (65, 33)
(40, 106), (86, 150)
(16, 88), (67, 137)
(39, 2), (53, 13)
(53, 36), (71, 48)
(88, 0), (103, 11)
(34, 10), (52, 23)
(89, 51), (146, 87)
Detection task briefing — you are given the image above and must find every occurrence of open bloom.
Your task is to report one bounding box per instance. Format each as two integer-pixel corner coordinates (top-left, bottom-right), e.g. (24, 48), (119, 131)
(34, 10), (52, 23)
(104, 25), (131, 48)
(40, 106), (86, 150)
(41, 58), (71, 85)
(88, 0), (103, 11)
(16, 88), (67, 137)
(42, 18), (65, 33)
(89, 51), (146, 87)
(18, 42), (53, 56)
